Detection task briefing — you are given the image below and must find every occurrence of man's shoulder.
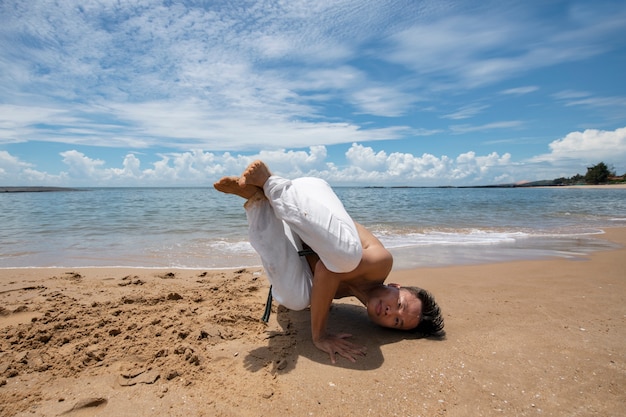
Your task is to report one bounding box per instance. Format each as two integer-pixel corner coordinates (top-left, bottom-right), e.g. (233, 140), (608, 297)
(362, 244), (393, 266)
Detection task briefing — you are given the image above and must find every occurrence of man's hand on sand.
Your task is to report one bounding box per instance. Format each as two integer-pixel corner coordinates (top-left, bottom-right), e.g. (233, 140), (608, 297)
(313, 333), (367, 364)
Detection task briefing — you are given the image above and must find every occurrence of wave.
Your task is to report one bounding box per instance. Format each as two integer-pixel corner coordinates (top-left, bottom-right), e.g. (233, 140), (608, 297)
(375, 226), (607, 250)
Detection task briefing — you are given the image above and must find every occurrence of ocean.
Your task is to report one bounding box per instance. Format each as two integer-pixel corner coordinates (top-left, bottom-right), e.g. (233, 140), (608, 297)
(1, 186), (625, 270)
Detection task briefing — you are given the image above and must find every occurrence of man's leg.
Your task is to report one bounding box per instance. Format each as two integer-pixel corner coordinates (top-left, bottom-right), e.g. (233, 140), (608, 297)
(214, 176), (312, 310)
(245, 197), (312, 310)
(240, 161), (362, 273)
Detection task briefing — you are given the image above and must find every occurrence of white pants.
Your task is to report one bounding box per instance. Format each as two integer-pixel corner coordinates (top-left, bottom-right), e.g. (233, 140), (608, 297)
(245, 176), (363, 310)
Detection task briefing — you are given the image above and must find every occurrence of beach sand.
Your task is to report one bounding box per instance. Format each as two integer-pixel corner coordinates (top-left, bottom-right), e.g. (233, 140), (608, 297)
(1, 229), (625, 417)
(536, 183), (626, 189)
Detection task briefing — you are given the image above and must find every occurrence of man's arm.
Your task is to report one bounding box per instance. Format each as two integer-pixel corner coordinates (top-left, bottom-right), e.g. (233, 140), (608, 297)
(309, 261), (367, 363)
(309, 223), (393, 363)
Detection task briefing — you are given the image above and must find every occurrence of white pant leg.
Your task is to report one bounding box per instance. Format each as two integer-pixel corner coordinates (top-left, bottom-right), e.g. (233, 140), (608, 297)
(263, 176), (363, 273)
(245, 197), (312, 311)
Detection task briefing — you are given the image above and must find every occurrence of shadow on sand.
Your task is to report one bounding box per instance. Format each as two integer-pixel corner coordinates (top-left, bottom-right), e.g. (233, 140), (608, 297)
(244, 302), (443, 373)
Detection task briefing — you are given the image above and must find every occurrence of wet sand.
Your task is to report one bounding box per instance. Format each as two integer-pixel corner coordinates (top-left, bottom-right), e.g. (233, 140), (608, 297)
(1, 229), (625, 416)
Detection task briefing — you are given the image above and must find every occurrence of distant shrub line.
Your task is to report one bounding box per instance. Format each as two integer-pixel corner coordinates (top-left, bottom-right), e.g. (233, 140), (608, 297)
(552, 162), (625, 186)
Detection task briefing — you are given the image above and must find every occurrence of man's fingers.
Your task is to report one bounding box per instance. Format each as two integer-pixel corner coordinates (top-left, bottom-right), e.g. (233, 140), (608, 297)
(333, 333), (368, 354)
(338, 351), (356, 363)
(336, 346), (365, 363)
(316, 334), (366, 364)
(330, 343), (366, 364)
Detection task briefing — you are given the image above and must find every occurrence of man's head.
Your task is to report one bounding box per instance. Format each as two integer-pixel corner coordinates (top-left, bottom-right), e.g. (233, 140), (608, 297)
(403, 285), (445, 338)
(366, 284), (445, 338)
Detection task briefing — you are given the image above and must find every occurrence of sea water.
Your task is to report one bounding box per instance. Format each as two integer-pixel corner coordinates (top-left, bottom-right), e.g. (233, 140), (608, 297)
(1, 186), (625, 269)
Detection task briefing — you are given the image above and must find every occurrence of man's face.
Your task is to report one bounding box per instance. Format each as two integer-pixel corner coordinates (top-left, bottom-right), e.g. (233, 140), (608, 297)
(366, 284), (422, 330)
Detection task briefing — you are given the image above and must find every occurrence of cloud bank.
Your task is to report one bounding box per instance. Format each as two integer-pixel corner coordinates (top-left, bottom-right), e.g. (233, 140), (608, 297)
(2, 127), (624, 187)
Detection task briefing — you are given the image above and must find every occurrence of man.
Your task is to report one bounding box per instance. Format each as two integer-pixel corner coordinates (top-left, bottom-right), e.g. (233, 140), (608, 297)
(214, 160), (444, 363)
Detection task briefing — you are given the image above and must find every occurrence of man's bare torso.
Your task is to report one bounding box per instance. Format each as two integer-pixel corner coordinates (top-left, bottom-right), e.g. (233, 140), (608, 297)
(303, 221), (392, 302)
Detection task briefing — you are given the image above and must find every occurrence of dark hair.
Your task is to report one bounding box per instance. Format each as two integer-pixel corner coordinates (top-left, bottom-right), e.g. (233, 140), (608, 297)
(403, 286), (445, 338)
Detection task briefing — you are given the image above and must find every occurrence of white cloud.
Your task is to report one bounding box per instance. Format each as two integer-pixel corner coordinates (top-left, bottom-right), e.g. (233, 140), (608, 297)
(60, 150), (106, 179)
(0, 144), (515, 187)
(4, 125), (626, 187)
(340, 144), (511, 184)
(442, 104), (490, 120)
(453, 151), (512, 179)
(350, 87), (418, 117)
(345, 143), (389, 170)
(450, 121), (523, 134)
(112, 154), (142, 178)
(293, 66), (364, 91)
(0, 150), (65, 184)
(552, 90), (626, 111)
(0, 105), (66, 144)
(0, 99), (411, 151)
(500, 86), (538, 95)
(0, 150), (32, 171)
(386, 13), (524, 88)
(533, 127), (626, 163)
(384, 4), (626, 90)
(552, 90), (591, 100)
(562, 96), (626, 109)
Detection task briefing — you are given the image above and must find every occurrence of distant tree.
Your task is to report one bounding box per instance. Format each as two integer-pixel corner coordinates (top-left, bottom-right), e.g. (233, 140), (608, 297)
(584, 162), (613, 185)
(552, 173), (585, 185)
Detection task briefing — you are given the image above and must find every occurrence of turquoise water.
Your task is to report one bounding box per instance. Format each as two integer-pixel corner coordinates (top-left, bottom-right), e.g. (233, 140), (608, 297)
(1, 186), (625, 269)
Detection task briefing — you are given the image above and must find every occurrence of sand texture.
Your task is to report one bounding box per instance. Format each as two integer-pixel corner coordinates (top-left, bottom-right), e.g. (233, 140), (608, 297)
(1, 229), (625, 416)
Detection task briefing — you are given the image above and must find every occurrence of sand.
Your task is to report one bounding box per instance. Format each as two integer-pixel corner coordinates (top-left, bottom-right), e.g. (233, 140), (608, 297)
(536, 184), (626, 189)
(1, 229), (625, 417)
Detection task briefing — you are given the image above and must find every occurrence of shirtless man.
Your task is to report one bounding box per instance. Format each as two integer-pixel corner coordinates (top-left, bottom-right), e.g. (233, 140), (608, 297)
(214, 160), (444, 363)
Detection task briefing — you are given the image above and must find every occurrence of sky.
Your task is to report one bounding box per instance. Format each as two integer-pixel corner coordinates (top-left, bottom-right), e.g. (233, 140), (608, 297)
(1, 0), (625, 187)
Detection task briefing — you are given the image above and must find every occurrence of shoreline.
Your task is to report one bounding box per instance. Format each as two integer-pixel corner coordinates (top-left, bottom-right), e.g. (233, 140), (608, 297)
(2, 183), (625, 192)
(1, 227), (620, 270)
(0, 186), (81, 193)
(534, 183), (626, 189)
(1, 228), (625, 416)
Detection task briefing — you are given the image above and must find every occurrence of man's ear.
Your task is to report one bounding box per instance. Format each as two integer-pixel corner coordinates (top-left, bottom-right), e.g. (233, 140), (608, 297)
(387, 283), (401, 289)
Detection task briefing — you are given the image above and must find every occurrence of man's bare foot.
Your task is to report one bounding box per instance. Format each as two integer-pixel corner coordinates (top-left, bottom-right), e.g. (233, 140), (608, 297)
(214, 176), (260, 199)
(239, 160), (271, 188)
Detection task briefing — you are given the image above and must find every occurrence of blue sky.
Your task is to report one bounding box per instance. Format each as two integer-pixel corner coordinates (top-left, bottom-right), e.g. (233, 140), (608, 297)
(1, 0), (625, 187)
